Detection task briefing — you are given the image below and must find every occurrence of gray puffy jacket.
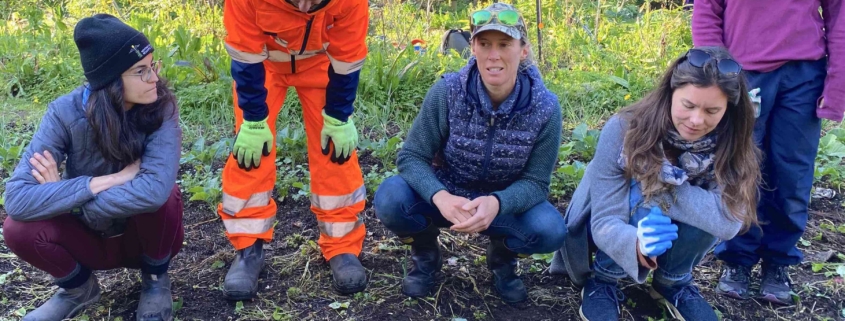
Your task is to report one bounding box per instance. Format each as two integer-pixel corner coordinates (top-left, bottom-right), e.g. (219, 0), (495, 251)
(3, 86), (182, 236)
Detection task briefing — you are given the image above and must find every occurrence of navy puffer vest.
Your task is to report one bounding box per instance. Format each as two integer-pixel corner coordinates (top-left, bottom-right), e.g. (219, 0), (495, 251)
(435, 58), (557, 199)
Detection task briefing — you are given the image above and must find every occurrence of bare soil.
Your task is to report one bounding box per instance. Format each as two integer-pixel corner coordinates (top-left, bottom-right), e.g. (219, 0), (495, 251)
(1, 153), (844, 321)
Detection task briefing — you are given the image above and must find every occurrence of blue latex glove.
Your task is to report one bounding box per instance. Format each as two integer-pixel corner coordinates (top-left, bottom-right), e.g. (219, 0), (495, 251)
(636, 207), (679, 257)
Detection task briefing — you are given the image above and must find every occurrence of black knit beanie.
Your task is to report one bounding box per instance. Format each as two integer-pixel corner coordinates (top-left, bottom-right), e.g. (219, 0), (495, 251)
(73, 14), (154, 90)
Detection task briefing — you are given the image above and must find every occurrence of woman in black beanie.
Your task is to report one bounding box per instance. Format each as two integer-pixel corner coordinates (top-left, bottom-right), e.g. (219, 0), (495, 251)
(2, 14), (183, 321)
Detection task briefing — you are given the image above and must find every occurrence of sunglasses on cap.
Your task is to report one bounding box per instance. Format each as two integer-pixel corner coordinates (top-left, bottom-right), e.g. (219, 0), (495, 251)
(470, 9), (522, 29)
(683, 48), (742, 77)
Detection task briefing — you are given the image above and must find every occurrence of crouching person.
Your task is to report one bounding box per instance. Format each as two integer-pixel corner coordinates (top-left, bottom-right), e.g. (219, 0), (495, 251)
(373, 3), (565, 304)
(553, 46), (761, 321)
(2, 14), (183, 321)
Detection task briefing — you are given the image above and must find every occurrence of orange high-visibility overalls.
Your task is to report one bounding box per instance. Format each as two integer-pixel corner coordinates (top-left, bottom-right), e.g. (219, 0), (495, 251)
(220, 0), (368, 260)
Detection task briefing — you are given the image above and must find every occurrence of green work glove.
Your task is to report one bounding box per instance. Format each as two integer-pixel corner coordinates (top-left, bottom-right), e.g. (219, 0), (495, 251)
(320, 110), (358, 164)
(232, 118), (273, 171)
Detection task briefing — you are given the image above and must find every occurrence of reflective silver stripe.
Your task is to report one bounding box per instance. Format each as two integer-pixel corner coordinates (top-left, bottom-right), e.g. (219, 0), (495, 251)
(223, 217), (276, 234)
(310, 185), (366, 211)
(221, 191), (272, 216)
(326, 53), (365, 75)
(267, 50), (323, 63)
(317, 218), (362, 238)
(225, 43), (268, 64)
(273, 37), (288, 48)
(299, 48), (326, 56)
(267, 50), (292, 62)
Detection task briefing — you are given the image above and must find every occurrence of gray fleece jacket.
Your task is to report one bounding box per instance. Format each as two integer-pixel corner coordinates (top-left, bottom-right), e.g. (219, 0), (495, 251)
(550, 115), (742, 285)
(3, 86), (182, 236)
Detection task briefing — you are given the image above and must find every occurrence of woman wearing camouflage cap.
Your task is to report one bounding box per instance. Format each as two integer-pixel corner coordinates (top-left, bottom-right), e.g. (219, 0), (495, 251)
(373, 3), (565, 303)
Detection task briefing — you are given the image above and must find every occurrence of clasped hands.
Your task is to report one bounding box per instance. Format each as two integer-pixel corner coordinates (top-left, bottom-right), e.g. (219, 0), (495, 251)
(432, 190), (499, 234)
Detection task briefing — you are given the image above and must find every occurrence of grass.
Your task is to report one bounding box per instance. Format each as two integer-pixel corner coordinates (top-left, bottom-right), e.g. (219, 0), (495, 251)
(2, 0), (845, 320)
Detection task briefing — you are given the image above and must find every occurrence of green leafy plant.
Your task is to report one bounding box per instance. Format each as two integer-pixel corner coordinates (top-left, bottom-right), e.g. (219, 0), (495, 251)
(570, 123), (601, 160)
(180, 136), (230, 165)
(275, 163), (310, 202)
(814, 130), (845, 187)
(179, 165), (222, 210)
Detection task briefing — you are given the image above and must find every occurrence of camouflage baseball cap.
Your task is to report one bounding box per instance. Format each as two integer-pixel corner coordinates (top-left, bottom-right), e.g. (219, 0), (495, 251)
(470, 3), (528, 41)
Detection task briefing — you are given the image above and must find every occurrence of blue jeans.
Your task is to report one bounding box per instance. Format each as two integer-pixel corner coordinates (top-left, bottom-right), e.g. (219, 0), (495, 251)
(715, 59), (826, 267)
(373, 175), (566, 254)
(593, 181), (718, 286)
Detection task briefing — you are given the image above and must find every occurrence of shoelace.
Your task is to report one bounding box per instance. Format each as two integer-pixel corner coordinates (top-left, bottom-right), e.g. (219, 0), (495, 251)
(770, 265), (791, 285)
(588, 282), (626, 314)
(727, 265), (751, 282)
(671, 284), (704, 308)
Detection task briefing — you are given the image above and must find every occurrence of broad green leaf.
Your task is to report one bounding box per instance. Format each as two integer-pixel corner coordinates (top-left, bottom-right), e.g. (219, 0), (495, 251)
(573, 123), (589, 141)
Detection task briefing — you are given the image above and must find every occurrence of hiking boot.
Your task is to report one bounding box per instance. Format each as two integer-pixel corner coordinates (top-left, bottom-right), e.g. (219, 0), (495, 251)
(716, 263), (752, 300)
(579, 277), (624, 321)
(224, 239), (265, 300)
(487, 238), (527, 303)
(136, 273), (173, 321)
(758, 263), (794, 305)
(650, 282), (717, 321)
(329, 253), (367, 294)
(23, 274), (101, 321)
(399, 224), (442, 298)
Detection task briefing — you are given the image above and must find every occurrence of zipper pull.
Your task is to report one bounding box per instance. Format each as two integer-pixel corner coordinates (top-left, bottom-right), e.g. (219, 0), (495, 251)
(489, 117), (495, 126)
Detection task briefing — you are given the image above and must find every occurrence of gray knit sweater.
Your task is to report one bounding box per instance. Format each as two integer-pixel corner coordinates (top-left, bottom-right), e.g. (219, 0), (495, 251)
(552, 115), (742, 284)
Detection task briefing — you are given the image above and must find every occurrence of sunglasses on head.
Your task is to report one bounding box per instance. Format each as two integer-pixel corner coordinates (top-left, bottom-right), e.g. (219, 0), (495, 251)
(470, 9), (522, 29)
(683, 48), (742, 77)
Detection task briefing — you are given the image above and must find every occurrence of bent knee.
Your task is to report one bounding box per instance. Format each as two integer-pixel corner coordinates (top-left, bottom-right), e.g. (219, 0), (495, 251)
(528, 225), (567, 254)
(373, 175), (416, 223)
(2, 215), (56, 254)
(523, 204), (567, 253)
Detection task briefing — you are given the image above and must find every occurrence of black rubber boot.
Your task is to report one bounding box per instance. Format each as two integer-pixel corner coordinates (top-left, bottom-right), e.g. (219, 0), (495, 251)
(136, 272), (173, 321)
(23, 274), (101, 321)
(400, 224), (442, 298)
(223, 239), (265, 300)
(329, 253), (368, 294)
(487, 238), (527, 303)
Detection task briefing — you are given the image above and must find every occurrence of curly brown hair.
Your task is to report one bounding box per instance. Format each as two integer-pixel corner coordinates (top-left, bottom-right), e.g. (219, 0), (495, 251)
(619, 46), (761, 231)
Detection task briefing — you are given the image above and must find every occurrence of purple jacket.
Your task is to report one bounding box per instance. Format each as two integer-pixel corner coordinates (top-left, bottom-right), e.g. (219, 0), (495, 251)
(692, 0), (844, 122)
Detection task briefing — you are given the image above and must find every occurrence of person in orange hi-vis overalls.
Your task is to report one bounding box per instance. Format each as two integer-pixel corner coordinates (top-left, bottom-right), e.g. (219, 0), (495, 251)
(219, 0), (369, 299)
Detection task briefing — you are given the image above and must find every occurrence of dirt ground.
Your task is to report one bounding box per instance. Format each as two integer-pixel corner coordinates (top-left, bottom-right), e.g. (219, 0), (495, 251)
(1, 154), (844, 321)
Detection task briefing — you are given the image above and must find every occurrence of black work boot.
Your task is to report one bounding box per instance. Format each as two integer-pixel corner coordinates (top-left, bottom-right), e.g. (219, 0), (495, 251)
(23, 274), (101, 321)
(136, 272), (173, 321)
(487, 238), (527, 303)
(399, 224), (442, 298)
(329, 253), (368, 294)
(224, 239), (265, 300)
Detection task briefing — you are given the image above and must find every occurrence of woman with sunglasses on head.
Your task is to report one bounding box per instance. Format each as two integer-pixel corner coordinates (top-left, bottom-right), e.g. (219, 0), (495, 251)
(553, 46), (761, 321)
(373, 3), (565, 303)
(693, 0), (843, 306)
(2, 14), (182, 321)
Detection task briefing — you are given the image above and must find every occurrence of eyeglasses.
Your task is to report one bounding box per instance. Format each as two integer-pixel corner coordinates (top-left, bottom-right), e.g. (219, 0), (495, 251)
(123, 60), (161, 82)
(684, 49), (742, 77)
(470, 9), (522, 29)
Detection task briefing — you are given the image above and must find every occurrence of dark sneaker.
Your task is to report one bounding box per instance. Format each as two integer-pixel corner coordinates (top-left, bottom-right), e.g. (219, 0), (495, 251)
(758, 263), (794, 305)
(579, 278), (624, 321)
(716, 263), (751, 300)
(650, 282), (717, 321)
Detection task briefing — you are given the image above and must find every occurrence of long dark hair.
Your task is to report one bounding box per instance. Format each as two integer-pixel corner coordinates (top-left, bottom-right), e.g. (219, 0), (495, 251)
(86, 77), (176, 165)
(619, 46), (761, 231)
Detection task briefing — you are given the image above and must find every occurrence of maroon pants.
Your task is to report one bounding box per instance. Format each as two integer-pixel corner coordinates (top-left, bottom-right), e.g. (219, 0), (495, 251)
(3, 186), (184, 279)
